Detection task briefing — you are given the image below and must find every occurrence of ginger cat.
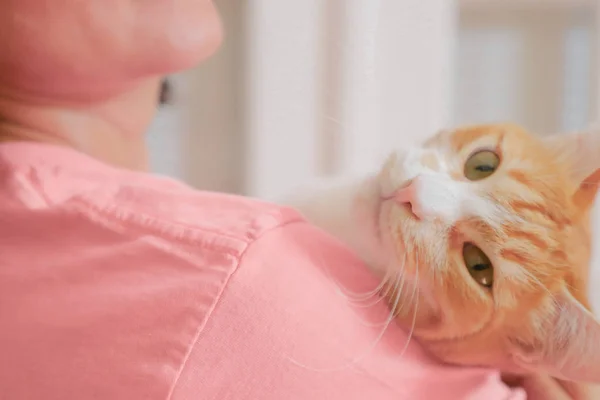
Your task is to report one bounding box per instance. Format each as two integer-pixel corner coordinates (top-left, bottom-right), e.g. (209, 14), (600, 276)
(283, 124), (600, 397)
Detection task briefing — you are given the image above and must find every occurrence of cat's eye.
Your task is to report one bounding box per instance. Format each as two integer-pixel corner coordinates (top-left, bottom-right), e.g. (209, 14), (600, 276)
(463, 243), (494, 288)
(464, 150), (500, 181)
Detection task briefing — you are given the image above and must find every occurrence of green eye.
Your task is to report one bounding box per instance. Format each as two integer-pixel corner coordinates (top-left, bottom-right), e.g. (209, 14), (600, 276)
(463, 243), (494, 288)
(464, 150), (500, 181)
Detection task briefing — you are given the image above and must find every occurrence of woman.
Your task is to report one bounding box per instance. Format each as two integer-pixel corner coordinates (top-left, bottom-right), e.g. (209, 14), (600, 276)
(0, 0), (559, 398)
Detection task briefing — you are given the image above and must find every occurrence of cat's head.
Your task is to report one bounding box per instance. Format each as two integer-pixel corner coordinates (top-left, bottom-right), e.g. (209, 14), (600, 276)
(375, 123), (600, 382)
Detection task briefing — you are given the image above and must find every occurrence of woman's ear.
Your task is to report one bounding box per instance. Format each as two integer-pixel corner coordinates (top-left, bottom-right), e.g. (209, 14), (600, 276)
(159, 78), (173, 106)
(544, 131), (600, 209)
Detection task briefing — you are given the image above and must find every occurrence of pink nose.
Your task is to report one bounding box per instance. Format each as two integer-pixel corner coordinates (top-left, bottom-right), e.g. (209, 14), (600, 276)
(391, 178), (422, 219)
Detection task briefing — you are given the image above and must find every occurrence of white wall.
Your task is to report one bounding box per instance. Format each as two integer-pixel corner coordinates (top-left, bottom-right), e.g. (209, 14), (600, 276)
(331, 0), (457, 175)
(242, 0), (456, 199)
(147, 0), (246, 193)
(242, 0), (323, 199)
(455, 4), (594, 133)
(148, 0), (598, 188)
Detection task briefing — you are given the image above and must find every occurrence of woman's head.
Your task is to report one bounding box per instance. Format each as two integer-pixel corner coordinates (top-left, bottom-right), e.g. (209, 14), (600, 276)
(0, 0), (222, 100)
(375, 124), (600, 382)
(0, 0), (222, 170)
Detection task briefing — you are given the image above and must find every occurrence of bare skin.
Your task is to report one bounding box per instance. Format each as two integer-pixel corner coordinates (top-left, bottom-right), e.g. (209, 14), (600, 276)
(0, 0), (222, 170)
(0, 81), (162, 169)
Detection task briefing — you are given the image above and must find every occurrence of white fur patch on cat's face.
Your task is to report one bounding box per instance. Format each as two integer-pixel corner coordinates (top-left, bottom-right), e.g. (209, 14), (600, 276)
(380, 146), (499, 226)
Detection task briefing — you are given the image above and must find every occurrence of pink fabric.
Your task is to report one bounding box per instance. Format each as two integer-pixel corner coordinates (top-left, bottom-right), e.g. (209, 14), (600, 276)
(0, 141), (525, 400)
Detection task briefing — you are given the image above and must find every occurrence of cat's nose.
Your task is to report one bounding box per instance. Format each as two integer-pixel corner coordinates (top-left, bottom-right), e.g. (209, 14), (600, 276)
(392, 178), (424, 219)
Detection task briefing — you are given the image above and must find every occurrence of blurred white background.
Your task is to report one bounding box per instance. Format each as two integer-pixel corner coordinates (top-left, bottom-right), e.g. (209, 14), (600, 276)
(148, 0), (597, 197)
(150, 0), (600, 198)
(147, 0), (600, 306)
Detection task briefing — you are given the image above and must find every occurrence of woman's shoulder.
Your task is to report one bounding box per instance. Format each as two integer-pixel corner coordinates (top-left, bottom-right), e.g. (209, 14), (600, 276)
(0, 141), (319, 399)
(0, 141), (303, 248)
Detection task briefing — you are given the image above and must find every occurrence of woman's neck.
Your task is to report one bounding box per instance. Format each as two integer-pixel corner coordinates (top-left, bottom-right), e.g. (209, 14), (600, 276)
(0, 78), (161, 171)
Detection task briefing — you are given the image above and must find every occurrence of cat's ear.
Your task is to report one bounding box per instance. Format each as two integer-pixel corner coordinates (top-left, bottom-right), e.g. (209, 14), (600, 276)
(511, 287), (600, 383)
(544, 130), (600, 208)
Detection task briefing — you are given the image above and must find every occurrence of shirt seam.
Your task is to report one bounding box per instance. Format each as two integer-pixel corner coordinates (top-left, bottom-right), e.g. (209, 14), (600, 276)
(166, 219), (308, 400)
(4, 165), (302, 249)
(71, 194), (253, 247)
(58, 196), (305, 400)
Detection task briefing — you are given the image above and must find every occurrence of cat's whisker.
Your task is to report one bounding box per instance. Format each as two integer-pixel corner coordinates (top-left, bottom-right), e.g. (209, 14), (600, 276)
(351, 265), (403, 310)
(381, 269), (403, 305)
(395, 254), (417, 316)
(349, 276), (395, 310)
(383, 251), (408, 326)
(348, 252), (406, 310)
(359, 254), (402, 302)
(315, 245), (387, 304)
(333, 278), (387, 303)
(517, 265), (558, 305)
(334, 262), (396, 304)
(356, 254), (407, 326)
(516, 168), (600, 186)
(385, 252), (410, 316)
(361, 252), (407, 315)
(322, 114), (345, 128)
(334, 259), (404, 329)
(394, 249), (419, 359)
(287, 251), (408, 372)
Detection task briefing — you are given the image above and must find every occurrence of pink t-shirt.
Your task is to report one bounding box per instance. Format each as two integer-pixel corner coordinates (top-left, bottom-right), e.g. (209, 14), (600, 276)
(0, 141), (525, 400)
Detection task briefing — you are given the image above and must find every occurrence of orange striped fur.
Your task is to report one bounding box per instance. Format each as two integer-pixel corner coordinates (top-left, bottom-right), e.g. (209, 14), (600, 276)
(377, 124), (600, 388)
